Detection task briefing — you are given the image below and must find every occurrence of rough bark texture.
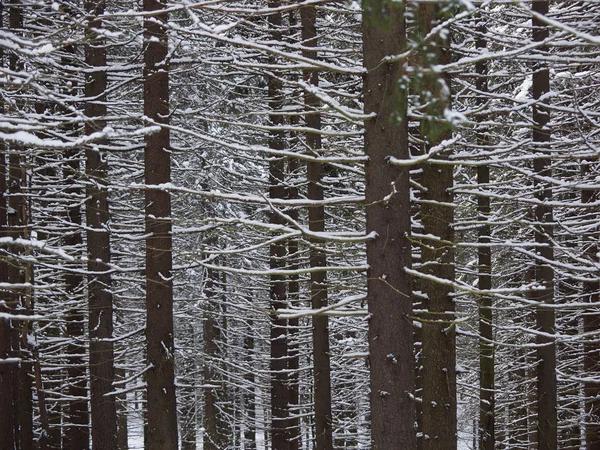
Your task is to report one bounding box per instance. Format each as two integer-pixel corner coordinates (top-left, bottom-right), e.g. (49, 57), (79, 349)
(244, 319), (257, 450)
(418, 4), (457, 449)
(287, 156), (300, 450)
(300, 4), (333, 450)
(0, 3), (16, 446)
(203, 268), (225, 450)
(9, 2), (34, 448)
(63, 149), (89, 450)
(143, 0), (179, 447)
(476, 18), (495, 450)
(532, 3), (557, 450)
(267, 2), (290, 449)
(582, 159), (600, 450)
(84, 2), (118, 448)
(363, 1), (416, 448)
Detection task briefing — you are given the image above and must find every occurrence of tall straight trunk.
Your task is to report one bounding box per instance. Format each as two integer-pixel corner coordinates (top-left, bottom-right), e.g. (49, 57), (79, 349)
(116, 368), (129, 450)
(64, 147), (89, 450)
(34, 155), (61, 450)
(84, 2), (118, 449)
(286, 14), (301, 448)
(418, 4), (456, 449)
(143, 0), (178, 447)
(203, 267), (225, 450)
(532, 3), (557, 450)
(300, 5), (333, 450)
(8, 2), (34, 448)
(582, 159), (600, 450)
(476, 18), (495, 450)
(267, 2), (290, 449)
(0, 3), (16, 445)
(287, 157), (300, 450)
(363, 1), (416, 448)
(244, 319), (256, 449)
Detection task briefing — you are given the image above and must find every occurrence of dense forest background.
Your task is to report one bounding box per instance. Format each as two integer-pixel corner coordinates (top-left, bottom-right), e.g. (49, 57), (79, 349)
(1, 0), (599, 449)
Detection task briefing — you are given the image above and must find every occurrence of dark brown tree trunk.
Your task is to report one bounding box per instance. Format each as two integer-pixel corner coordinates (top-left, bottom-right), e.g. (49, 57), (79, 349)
(363, 1), (416, 448)
(417, 4), (456, 449)
(286, 13), (301, 447)
(143, 0), (178, 446)
(287, 156), (300, 450)
(300, 5), (333, 450)
(0, 3), (16, 446)
(203, 267), (225, 450)
(8, 2), (34, 448)
(267, 2), (290, 449)
(116, 368), (129, 450)
(532, 3), (557, 450)
(63, 146), (89, 450)
(243, 319), (256, 450)
(476, 18), (495, 450)
(582, 159), (600, 450)
(84, 1), (118, 448)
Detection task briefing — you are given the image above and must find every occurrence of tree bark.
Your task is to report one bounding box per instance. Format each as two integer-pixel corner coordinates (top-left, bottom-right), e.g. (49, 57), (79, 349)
(300, 4), (333, 450)
(8, 2), (34, 448)
(243, 319), (256, 450)
(287, 156), (300, 450)
(143, 0), (178, 446)
(203, 267), (225, 450)
(417, 4), (457, 449)
(84, 1), (118, 448)
(0, 3), (16, 446)
(476, 16), (495, 450)
(532, 3), (557, 450)
(267, 2), (290, 449)
(582, 159), (600, 450)
(363, 1), (416, 448)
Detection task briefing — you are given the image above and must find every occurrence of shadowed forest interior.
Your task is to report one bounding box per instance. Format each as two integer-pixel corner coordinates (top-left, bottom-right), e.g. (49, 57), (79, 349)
(0, 0), (599, 449)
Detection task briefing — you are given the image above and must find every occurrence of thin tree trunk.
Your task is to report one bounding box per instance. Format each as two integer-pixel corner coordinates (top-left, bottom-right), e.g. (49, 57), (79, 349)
(287, 156), (300, 450)
(84, 1), (118, 448)
(143, 0), (178, 446)
(476, 16), (495, 450)
(532, 3), (557, 450)
(267, 2), (290, 449)
(417, 4), (456, 449)
(244, 319), (256, 450)
(582, 159), (600, 450)
(286, 14), (301, 448)
(204, 267), (224, 450)
(363, 1), (416, 448)
(300, 5), (333, 450)
(63, 146), (88, 450)
(8, 2), (34, 448)
(116, 368), (129, 450)
(0, 3), (16, 445)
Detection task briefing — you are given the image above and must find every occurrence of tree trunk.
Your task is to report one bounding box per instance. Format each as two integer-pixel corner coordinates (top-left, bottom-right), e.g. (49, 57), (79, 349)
(0, 3), (16, 445)
(532, 3), (557, 450)
(8, 2), (34, 448)
(287, 156), (300, 450)
(143, 0), (178, 446)
(63, 147), (89, 450)
(417, 4), (457, 450)
(300, 4), (333, 450)
(244, 319), (256, 450)
(84, 1), (118, 448)
(116, 368), (129, 450)
(203, 267), (225, 450)
(476, 16), (495, 450)
(267, 2), (290, 449)
(582, 159), (600, 450)
(363, 1), (416, 448)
